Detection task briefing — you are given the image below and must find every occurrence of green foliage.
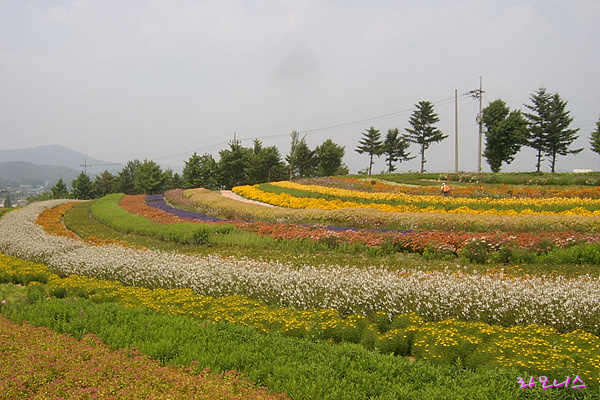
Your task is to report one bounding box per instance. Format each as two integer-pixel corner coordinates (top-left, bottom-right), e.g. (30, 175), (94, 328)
(482, 99), (528, 173)
(135, 159), (167, 195)
(71, 171), (96, 200)
(286, 131), (318, 179)
(590, 118), (600, 156)
(404, 100), (447, 173)
(3, 193), (12, 208)
(219, 141), (252, 189)
(524, 87), (582, 173)
(51, 178), (69, 199)
(382, 128), (413, 173)
(355, 126), (383, 176)
(1, 292), (578, 400)
(91, 194), (236, 245)
(246, 140), (287, 185)
(315, 139), (348, 177)
(115, 159), (142, 194)
(93, 170), (117, 197)
(182, 152), (220, 190)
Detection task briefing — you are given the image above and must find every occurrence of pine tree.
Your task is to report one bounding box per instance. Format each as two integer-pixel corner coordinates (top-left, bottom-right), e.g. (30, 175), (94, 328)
(3, 193), (12, 208)
(183, 153), (220, 189)
(382, 128), (413, 173)
(590, 118), (600, 156)
(247, 140), (286, 184)
(94, 171), (116, 197)
(218, 141), (252, 189)
(50, 179), (69, 199)
(355, 126), (383, 176)
(71, 172), (95, 200)
(286, 131), (302, 180)
(404, 101), (447, 173)
(116, 160), (142, 194)
(524, 87), (582, 172)
(134, 159), (165, 195)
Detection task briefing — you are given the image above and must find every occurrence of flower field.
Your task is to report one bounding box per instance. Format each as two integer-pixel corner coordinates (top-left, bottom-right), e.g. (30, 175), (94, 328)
(1, 175), (600, 398)
(233, 181), (600, 216)
(0, 314), (286, 400)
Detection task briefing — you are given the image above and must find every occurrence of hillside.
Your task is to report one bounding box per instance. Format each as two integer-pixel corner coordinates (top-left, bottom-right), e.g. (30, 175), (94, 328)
(0, 145), (118, 171)
(0, 145), (122, 187)
(0, 161), (79, 187)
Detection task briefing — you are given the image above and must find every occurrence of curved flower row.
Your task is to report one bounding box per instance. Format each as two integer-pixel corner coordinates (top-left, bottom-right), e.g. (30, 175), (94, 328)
(233, 184), (600, 217)
(1, 201), (600, 334)
(302, 176), (600, 199)
(36, 201), (135, 248)
(138, 194), (600, 256)
(270, 181), (600, 212)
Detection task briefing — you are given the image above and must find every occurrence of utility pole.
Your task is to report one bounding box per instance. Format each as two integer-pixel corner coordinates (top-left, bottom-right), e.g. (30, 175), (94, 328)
(468, 77), (484, 172)
(454, 89), (459, 173)
(80, 158), (91, 175)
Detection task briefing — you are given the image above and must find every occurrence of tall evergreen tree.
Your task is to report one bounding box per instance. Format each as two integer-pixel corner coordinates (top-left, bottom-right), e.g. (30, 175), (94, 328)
(94, 170), (116, 197)
(218, 141), (251, 189)
(590, 118), (600, 156)
(404, 101), (447, 173)
(71, 172), (95, 200)
(3, 193), (12, 208)
(182, 152), (219, 189)
(286, 131), (302, 180)
(524, 87), (582, 172)
(315, 139), (347, 177)
(134, 159), (165, 195)
(247, 140), (286, 184)
(355, 126), (383, 176)
(286, 134), (316, 178)
(50, 178), (69, 199)
(167, 172), (184, 190)
(382, 128), (413, 173)
(116, 160), (142, 194)
(523, 87), (552, 172)
(294, 140), (318, 178)
(482, 99), (528, 173)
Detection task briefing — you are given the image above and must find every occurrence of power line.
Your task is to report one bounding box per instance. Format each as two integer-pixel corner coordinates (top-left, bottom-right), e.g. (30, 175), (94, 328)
(150, 94), (470, 162)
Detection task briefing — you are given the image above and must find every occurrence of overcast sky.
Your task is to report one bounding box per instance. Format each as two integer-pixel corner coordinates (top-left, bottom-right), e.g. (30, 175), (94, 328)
(1, 0), (599, 174)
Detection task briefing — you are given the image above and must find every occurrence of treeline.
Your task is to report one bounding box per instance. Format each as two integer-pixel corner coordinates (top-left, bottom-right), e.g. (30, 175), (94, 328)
(29, 136), (349, 201)
(29, 85), (600, 202)
(354, 87), (600, 175)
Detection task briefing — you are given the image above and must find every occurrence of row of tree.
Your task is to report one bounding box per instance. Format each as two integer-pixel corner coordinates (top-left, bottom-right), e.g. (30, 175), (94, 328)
(38, 86), (598, 200)
(354, 87), (597, 174)
(40, 137), (349, 200)
(484, 86), (583, 173)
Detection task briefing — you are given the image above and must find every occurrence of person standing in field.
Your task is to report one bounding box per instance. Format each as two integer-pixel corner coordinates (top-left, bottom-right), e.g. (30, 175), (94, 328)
(441, 183), (450, 196)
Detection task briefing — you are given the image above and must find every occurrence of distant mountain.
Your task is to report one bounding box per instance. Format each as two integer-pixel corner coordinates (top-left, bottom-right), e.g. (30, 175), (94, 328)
(0, 145), (120, 172)
(0, 161), (79, 188)
(0, 145), (123, 188)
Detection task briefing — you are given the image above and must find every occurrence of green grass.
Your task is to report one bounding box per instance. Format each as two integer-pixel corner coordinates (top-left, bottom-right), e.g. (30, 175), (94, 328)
(2, 284), (590, 400)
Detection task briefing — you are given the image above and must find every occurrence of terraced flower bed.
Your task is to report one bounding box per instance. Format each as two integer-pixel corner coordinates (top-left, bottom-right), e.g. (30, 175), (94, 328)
(1, 175), (599, 399)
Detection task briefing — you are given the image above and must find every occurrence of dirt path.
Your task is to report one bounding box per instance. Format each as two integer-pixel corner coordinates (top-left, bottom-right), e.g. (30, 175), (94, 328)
(220, 190), (279, 208)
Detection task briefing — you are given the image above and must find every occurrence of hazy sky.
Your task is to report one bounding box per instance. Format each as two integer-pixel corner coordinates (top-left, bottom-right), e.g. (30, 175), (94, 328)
(1, 0), (599, 174)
